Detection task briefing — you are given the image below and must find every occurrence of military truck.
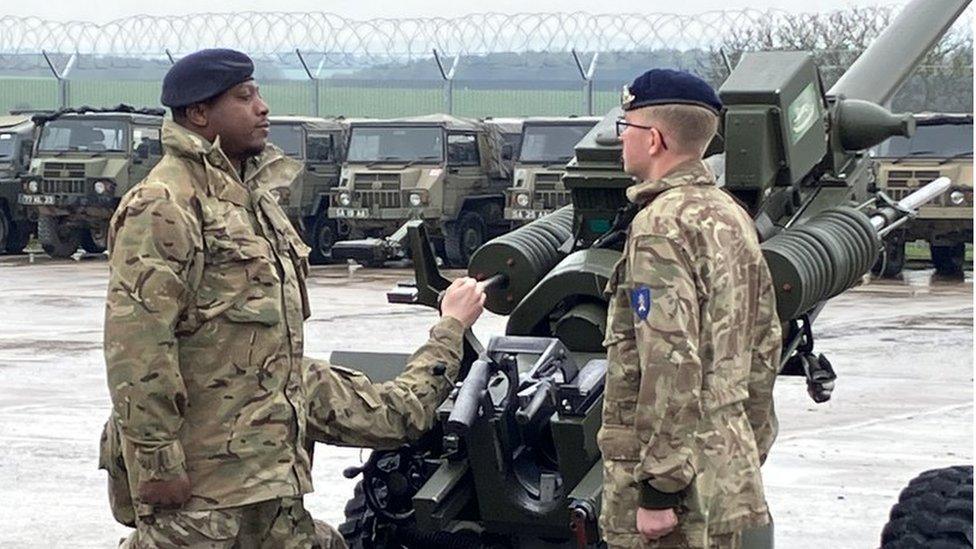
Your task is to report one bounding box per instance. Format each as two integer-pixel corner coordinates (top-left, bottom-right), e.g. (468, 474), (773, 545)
(18, 105), (165, 258)
(873, 113), (972, 277)
(328, 114), (520, 267)
(267, 115), (349, 263)
(0, 114), (38, 254)
(504, 116), (600, 223)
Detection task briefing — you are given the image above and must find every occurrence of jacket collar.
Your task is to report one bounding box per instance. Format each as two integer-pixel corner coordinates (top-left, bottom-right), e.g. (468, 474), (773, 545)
(161, 120), (301, 207)
(625, 158), (715, 205)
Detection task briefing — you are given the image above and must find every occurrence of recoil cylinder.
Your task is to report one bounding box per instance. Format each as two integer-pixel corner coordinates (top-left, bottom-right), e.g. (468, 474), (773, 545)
(469, 206), (574, 314)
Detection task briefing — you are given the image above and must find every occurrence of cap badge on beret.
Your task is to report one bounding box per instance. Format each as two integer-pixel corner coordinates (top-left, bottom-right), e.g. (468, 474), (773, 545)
(621, 85), (636, 110)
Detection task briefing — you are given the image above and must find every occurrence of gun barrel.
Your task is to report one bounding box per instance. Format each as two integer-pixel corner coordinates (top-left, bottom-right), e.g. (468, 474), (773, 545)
(871, 177), (953, 231)
(828, 0), (970, 105)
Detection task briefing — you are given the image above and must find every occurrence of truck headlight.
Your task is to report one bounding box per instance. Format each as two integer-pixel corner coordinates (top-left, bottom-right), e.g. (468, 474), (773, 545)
(516, 193), (530, 207)
(94, 180), (111, 195)
(27, 179), (38, 193)
(950, 191), (965, 205)
(339, 192), (352, 206)
(409, 193), (423, 207)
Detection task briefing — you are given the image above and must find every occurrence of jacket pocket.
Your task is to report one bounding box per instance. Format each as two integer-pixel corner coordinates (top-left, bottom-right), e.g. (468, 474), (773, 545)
(198, 199), (282, 326)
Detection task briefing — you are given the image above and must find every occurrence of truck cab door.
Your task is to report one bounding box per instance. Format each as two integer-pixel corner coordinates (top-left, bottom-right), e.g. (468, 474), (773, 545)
(130, 126), (163, 186)
(305, 133), (340, 215)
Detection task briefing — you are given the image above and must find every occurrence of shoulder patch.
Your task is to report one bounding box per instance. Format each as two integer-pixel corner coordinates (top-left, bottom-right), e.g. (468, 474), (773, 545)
(630, 286), (652, 321)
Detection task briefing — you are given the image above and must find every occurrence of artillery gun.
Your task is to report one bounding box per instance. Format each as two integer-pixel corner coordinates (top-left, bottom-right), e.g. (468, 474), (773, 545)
(331, 1), (972, 547)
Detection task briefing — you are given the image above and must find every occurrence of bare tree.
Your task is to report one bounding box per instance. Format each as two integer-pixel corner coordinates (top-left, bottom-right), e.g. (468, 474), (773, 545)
(702, 6), (972, 113)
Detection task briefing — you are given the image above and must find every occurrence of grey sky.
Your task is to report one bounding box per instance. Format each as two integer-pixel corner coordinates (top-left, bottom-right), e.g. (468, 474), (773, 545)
(3, 0), (903, 22)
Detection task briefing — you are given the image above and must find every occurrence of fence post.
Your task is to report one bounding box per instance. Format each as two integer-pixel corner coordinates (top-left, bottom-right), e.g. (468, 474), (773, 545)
(433, 49), (460, 115)
(42, 51), (76, 109)
(571, 49), (599, 115)
(296, 49), (320, 117)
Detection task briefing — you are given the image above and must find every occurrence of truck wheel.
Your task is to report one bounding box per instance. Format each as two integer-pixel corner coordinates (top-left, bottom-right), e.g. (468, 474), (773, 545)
(931, 243), (965, 278)
(873, 235), (906, 279)
(444, 211), (487, 268)
(881, 465), (973, 548)
(0, 205), (9, 254)
(38, 216), (80, 259)
(80, 226), (107, 254)
(4, 220), (32, 254)
(339, 482), (383, 549)
(309, 216), (337, 265)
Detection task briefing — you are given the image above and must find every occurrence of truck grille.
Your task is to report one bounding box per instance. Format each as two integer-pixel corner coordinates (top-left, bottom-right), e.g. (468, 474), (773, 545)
(885, 169), (945, 187)
(353, 173), (401, 208)
(354, 173), (400, 191)
(534, 173), (561, 191)
(538, 190), (571, 210)
(43, 162), (86, 180)
(41, 179), (86, 194)
(40, 162), (87, 195)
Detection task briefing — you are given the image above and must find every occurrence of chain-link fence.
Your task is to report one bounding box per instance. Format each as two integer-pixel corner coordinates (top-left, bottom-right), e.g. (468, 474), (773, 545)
(0, 7), (970, 117)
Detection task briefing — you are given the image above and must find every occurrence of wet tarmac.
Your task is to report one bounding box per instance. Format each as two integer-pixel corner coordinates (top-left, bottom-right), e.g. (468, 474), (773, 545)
(0, 254), (971, 548)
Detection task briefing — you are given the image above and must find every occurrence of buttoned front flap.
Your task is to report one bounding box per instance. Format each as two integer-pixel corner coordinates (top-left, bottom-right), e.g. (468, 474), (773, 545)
(197, 195), (282, 326)
(603, 255), (635, 347)
(601, 253), (641, 429)
(254, 189), (313, 318)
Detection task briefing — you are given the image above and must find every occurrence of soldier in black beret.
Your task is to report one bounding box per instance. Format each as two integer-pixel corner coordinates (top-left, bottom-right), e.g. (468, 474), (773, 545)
(600, 68), (780, 549)
(103, 48), (486, 549)
(159, 48), (270, 172)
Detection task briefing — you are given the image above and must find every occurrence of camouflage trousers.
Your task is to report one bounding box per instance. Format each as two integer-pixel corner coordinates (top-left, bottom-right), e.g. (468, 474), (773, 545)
(119, 497), (347, 549)
(605, 531), (740, 549)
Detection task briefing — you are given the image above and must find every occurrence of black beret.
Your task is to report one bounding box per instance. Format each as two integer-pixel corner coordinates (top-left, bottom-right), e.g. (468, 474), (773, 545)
(621, 69), (722, 114)
(161, 48), (254, 108)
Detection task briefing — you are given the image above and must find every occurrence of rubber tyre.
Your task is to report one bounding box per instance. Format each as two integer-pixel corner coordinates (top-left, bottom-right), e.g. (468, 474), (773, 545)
(444, 211), (487, 268)
(80, 226), (107, 254)
(38, 215), (80, 259)
(931, 243), (965, 278)
(873, 236), (906, 279)
(309, 216), (337, 265)
(0, 205), (10, 254)
(881, 465), (973, 548)
(339, 481), (381, 549)
(4, 219), (32, 254)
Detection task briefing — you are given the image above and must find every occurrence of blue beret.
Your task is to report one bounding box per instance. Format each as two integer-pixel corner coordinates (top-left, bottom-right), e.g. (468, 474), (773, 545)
(621, 69), (722, 114)
(161, 48), (254, 108)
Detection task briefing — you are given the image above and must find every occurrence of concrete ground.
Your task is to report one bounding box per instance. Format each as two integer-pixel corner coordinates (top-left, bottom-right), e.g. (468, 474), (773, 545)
(0, 255), (970, 548)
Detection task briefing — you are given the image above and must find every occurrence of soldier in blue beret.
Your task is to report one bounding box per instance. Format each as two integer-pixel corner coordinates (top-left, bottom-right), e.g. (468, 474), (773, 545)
(600, 68), (780, 548)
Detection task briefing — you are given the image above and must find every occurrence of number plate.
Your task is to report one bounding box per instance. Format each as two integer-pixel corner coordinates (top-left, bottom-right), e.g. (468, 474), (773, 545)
(514, 209), (550, 220)
(334, 207), (370, 218)
(19, 194), (55, 206)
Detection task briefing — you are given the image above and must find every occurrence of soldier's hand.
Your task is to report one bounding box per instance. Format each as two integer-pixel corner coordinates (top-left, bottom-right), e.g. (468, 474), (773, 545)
(440, 277), (486, 329)
(138, 472), (192, 507)
(636, 507), (678, 541)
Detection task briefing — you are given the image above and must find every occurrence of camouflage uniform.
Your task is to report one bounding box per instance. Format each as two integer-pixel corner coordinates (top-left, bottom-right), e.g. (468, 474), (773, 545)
(599, 159), (781, 548)
(100, 120), (464, 547)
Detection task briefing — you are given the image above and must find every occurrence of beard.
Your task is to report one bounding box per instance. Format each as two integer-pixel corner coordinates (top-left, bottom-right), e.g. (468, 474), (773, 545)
(241, 143), (266, 159)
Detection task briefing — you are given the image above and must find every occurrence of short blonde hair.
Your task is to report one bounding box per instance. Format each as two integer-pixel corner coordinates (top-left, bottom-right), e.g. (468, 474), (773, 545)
(636, 104), (719, 156)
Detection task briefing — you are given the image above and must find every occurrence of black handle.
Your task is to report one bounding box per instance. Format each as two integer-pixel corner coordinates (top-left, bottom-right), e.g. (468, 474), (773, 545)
(446, 359), (492, 435)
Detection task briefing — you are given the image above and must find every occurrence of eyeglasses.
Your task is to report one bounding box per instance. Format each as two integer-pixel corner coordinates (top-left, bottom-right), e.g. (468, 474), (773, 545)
(615, 119), (668, 150)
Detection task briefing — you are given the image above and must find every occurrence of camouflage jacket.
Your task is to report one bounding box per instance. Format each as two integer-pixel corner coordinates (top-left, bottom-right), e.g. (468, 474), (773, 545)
(599, 159), (781, 542)
(103, 120), (465, 515)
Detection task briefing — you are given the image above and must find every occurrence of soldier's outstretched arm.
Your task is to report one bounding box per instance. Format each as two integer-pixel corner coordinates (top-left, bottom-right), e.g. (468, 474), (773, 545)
(305, 278), (484, 448)
(628, 234), (704, 510)
(104, 184), (202, 484)
(745, 268), (782, 464)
